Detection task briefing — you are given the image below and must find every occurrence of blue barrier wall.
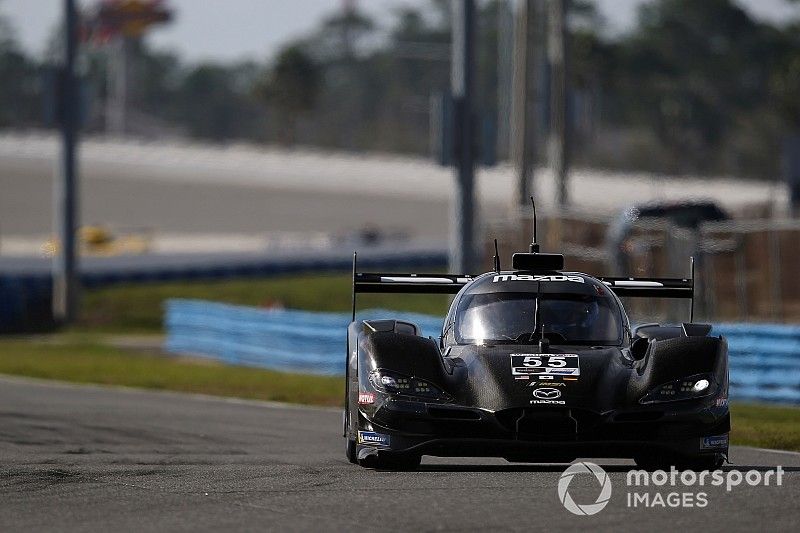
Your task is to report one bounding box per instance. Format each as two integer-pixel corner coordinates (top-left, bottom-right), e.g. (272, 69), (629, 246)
(713, 324), (800, 404)
(164, 299), (800, 404)
(164, 300), (442, 375)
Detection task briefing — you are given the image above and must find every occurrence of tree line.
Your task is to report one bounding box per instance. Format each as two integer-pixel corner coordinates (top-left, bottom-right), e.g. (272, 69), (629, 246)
(0, 0), (798, 180)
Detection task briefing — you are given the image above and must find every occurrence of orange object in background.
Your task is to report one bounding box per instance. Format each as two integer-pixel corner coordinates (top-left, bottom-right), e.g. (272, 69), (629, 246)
(84, 0), (172, 42)
(41, 225), (151, 257)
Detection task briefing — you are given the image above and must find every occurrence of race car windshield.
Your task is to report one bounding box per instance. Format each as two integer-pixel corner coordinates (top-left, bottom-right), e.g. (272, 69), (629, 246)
(456, 292), (622, 345)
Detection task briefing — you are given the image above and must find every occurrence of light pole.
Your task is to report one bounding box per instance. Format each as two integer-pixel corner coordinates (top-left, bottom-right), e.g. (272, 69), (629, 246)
(450, 0), (477, 274)
(548, 0), (570, 208)
(53, 0), (80, 324)
(511, 0), (539, 210)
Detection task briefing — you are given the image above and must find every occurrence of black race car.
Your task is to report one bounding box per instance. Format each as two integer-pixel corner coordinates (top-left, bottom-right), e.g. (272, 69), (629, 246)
(344, 247), (729, 471)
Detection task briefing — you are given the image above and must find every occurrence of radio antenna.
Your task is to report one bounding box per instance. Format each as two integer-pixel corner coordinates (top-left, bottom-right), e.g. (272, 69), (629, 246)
(530, 280), (549, 351)
(530, 196), (539, 253)
(537, 281), (549, 352)
(689, 256), (695, 323)
(493, 239), (501, 272)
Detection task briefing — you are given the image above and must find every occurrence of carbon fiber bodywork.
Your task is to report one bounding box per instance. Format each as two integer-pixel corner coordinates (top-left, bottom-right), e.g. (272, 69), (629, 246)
(345, 270), (730, 468)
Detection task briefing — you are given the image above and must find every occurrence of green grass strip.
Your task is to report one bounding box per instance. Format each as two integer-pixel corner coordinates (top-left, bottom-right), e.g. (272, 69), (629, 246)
(2, 338), (799, 452)
(0, 339), (343, 407)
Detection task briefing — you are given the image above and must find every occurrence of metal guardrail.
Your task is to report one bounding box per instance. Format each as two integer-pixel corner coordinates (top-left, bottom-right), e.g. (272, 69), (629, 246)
(0, 249), (447, 332)
(164, 299), (800, 405)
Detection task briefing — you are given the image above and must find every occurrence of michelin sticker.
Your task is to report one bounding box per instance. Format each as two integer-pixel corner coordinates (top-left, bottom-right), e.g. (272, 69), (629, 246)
(511, 354), (580, 377)
(493, 274), (584, 283)
(702, 434), (729, 450)
(358, 431), (390, 447)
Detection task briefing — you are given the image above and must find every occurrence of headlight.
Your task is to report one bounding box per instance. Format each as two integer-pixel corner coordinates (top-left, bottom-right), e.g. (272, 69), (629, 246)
(693, 379), (710, 393)
(639, 373), (717, 404)
(369, 369), (451, 401)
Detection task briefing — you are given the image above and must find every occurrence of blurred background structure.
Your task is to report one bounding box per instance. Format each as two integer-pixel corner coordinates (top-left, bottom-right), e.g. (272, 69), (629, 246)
(1, 0), (800, 329)
(5, 2), (800, 494)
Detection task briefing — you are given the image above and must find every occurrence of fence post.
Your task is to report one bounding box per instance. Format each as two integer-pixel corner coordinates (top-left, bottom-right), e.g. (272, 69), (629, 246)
(769, 228), (782, 321)
(734, 235), (749, 321)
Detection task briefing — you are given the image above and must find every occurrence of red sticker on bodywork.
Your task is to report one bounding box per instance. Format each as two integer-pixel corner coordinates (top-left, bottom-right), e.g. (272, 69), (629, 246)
(358, 392), (375, 405)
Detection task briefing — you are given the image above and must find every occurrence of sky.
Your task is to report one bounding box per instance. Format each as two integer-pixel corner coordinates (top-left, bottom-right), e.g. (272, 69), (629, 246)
(2, 0), (798, 63)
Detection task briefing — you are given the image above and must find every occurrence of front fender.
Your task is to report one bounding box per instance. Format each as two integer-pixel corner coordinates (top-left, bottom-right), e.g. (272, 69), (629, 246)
(358, 329), (446, 387)
(629, 336), (729, 402)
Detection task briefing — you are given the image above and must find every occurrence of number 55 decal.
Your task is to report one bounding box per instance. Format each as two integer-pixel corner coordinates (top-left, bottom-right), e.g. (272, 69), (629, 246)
(511, 354), (580, 376)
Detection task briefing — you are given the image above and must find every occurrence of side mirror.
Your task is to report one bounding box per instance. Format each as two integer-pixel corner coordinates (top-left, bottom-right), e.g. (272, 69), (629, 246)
(682, 323), (712, 337)
(633, 322), (660, 338)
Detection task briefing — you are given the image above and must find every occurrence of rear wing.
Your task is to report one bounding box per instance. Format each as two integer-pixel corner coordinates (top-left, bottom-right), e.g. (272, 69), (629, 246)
(598, 277), (693, 299)
(350, 253), (697, 321)
(351, 253), (473, 320)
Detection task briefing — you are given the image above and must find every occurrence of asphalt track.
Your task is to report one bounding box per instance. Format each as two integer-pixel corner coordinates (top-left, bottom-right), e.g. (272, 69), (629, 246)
(1, 133), (786, 242)
(1, 376), (799, 532)
(0, 157), (456, 240)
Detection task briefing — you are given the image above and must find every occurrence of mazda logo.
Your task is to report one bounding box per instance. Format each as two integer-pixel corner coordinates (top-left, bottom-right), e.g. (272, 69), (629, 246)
(533, 388), (562, 399)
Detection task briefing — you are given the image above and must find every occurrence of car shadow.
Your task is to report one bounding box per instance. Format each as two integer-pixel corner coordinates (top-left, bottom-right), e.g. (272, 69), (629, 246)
(720, 465), (800, 472)
(414, 464), (800, 473)
(415, 463), (635, 473)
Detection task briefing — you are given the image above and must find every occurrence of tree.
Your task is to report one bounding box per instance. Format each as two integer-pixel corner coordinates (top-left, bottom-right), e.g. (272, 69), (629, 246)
(176, 63), (262, 141)
(255, 44), (321, 144)
(0, 8), (40, 128)
(604, 0), (784, 173)
(769, 23), (800, 130)
(316, 3), (374, 62)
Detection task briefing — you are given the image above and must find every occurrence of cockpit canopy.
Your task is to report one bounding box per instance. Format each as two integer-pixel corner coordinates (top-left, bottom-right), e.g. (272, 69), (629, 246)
(451, 273), (625, 346)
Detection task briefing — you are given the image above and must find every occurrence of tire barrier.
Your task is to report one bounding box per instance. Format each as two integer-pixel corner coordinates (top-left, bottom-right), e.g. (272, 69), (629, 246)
(164, 299), (442, 375)
(713, 323), (800, 404)
(164, 299), (800, 404)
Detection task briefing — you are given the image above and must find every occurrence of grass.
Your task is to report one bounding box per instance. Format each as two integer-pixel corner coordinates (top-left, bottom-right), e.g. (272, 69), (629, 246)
(730, 403), (800, 452)
(78, 273), (450, 333)
(0, 338), (343, 407)
(1, 337), (799, 452)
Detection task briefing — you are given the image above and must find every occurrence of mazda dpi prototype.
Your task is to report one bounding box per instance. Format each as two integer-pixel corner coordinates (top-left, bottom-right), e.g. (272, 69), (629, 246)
(344, 244), (729, 471)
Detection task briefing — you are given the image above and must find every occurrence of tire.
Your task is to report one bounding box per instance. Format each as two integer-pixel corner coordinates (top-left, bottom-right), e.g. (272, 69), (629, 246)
(346, 437), (358, 464)
(679, 454), (724, 471)
(343, 402), (358, 464)
(359, 452), (422, 471)
(633, 454), (667, 471)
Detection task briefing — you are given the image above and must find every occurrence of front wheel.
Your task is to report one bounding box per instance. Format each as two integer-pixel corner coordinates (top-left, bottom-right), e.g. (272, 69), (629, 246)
(345, 438), (358, 464)
(359, 452), (422, 471)
(680, 454), (725, 471)
(344, 408), (357, 464)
